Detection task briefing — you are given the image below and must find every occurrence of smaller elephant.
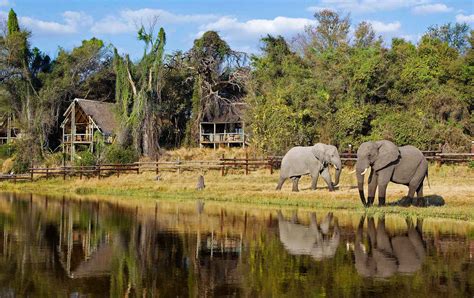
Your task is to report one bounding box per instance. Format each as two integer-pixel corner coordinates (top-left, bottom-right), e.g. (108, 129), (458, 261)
(277, 211), (340, 261)
(276, 143), (342, 192)
(355, 140), (428, 206)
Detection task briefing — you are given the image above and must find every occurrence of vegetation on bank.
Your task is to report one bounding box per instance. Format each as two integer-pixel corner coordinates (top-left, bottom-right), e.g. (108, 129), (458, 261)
(1, 164), (473, 221)
(0, 9), (473, 173)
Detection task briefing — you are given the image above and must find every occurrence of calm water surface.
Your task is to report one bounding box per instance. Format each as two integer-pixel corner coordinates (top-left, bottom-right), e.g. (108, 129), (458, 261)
(0, 192), (472, 297)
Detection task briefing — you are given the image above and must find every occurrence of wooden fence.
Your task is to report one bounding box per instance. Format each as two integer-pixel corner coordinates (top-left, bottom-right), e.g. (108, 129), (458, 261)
(0, 151), (471, 182)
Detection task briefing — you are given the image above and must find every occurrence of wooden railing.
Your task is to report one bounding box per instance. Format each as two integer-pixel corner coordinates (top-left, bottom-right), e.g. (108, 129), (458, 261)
(0, 151), (470, 182)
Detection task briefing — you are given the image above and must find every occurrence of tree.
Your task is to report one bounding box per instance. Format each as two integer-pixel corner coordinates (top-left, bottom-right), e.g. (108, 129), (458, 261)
(185, 31), (248, 145)
(426, 23), (470, 53)
(113, 25), (167, 157)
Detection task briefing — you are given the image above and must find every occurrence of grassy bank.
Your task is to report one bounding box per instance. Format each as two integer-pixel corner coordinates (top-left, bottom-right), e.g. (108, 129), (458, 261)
(2, 164), (473, 221)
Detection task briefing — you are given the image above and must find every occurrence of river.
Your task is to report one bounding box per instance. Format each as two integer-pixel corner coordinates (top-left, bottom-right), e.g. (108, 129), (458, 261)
(0, 192), (472, 297)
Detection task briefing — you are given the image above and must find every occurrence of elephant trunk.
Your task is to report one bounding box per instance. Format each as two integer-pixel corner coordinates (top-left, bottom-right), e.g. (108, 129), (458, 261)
(333, 159), (342, 186)
(356, 162), (369, 207)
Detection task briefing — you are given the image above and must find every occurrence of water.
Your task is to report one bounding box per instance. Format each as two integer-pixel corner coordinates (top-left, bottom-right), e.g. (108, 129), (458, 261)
(0, 192), (472, 297)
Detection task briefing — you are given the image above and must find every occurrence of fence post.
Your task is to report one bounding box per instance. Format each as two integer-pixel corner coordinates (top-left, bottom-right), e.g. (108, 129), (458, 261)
(63, 166), (66, 180)
(136, 162), (140, 175)
(177, 157), (181, 175)
(435, 154), (442, 167)
(156, 159), (159, 175)
(80, 166), (83, 180)
(117, 165), (120, 177)
(97, 164), (101, 180)
(46, 165), (49, 179)
(221, 154), (225, 176)
(30, 167), (34, 182)
(245, 152), (249, 175)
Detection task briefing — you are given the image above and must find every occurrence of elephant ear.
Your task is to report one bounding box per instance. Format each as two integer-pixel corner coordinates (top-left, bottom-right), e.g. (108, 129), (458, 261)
(311, 143), (329, 166)
(373, 140), (400, 171)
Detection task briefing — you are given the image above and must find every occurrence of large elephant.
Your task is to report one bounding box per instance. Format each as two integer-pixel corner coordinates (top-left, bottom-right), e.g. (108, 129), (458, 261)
(355, 140), (428, 206)
(276, 143), (342, 192)
(277, 211), (340, 261)
(354, 216), (425, 278)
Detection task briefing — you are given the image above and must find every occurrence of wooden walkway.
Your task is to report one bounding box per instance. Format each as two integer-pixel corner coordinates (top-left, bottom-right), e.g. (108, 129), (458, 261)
(0, 151), (472, 182)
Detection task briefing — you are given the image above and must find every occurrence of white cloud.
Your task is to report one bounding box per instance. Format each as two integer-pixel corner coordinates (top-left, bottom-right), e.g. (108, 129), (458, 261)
(91, 8), (219, 34)
(412, 4), (453, 14)
(0, 0), (10, 7)
(198, 16), (317, 42)
(367, 20), (401, 33)
(20, 11), (92, 34)
(455, 14), (474, 23)
(306, 6), (335, 13)
(312, 0), (430, 13)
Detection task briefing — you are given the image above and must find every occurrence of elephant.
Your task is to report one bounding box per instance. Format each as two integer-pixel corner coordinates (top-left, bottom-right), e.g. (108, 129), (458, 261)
(354, 216), (425, 278)
(277, 211), (340, 261)
(276, 143), (342, 192)
(355, 140), (428, 206)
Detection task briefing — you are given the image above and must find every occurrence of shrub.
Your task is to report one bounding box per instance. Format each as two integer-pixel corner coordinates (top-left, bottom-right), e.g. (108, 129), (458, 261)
(104, 145), (138, 164)
(1, 158), (14, 174)
(73, 151), (97, 167)
(44, 152), (66, 167)
(0, 144), (13, 158)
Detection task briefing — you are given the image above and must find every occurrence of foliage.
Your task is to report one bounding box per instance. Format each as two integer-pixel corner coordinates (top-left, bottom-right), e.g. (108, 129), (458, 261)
(105, 144), (138, 164)
(73, 150), (96, 167)
(113, 25), (167, 157)
(246, 10), (473, 153)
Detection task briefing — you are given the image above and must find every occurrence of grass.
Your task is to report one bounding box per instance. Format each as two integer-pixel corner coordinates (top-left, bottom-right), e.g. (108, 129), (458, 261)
(1, 164), (473, 221)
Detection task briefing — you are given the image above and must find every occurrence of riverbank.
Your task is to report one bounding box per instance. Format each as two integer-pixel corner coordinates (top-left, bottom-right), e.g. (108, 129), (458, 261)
(2, 164), (473, 221)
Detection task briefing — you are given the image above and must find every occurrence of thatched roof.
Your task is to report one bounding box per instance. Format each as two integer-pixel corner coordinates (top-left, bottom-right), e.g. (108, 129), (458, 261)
(63, 98), (118, 134)
(202, 102), (247, 123)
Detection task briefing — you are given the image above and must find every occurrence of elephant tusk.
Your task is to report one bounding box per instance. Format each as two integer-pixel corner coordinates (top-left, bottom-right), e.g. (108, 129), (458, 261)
(361, 167), (369, 176)
(349, 169), (356, 174)
(333, 164), (338, 170)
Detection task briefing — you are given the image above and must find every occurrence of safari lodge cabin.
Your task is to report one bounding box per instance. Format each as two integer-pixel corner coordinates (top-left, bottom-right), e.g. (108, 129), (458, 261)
(61, 98), (117, 160)
(0, 114), (19, 145)
(199, 104), (248, 149)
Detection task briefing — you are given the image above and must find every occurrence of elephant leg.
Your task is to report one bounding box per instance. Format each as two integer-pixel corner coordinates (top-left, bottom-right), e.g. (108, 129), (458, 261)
(310, 171), (320, 190)
(377, 183), (388, 206)
(291, 176), (300, 192)
(276, 177), (286, 190)
(320, 167), (334, 191)
(377, 169), (392, 206)
(416, 183), (423, 198)
(409, 161), (428, 205)
(367, 171), (378, 206)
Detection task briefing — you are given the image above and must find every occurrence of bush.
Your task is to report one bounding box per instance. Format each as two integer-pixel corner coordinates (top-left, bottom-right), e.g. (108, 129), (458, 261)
(0, 144), (13, 158)
(44, 152), (66, 167)
(469, 160), (474, 169)
(73, 151), (97, 167)
(2, 158), (14, 174)
(104, 145), (138, 164)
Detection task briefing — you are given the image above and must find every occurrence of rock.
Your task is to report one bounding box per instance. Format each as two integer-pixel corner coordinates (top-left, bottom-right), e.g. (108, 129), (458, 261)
(196, 175), (205, 190)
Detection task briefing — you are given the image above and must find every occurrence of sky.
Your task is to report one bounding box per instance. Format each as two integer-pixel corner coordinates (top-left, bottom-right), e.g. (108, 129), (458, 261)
(0, 0), (473, 59)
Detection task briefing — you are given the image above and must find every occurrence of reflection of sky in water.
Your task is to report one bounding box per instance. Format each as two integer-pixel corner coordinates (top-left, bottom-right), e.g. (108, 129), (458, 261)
(0, 192), (472, 297)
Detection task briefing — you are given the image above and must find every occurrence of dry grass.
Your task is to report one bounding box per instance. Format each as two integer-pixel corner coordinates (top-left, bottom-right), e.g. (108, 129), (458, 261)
(2, 163), (473, 221)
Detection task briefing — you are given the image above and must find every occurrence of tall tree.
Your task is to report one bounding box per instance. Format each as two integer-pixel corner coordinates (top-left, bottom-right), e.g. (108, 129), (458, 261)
(113, 25), (166, 157)
(185, 31), (248, 145)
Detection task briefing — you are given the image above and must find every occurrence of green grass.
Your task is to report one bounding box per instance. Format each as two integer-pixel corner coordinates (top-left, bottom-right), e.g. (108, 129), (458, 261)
(1, 164), (473, 221)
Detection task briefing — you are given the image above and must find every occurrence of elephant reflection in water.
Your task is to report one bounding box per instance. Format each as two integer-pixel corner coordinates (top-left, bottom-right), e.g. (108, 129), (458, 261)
(355, 216), (425, 278)
(277, 211), (340, 261)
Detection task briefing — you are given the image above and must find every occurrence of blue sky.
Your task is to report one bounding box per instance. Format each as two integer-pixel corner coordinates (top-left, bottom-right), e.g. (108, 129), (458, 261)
(1, 0), (473, 59)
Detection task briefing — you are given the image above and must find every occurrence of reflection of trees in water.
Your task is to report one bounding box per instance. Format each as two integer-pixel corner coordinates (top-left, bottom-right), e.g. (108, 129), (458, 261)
(0, 193), (472, 296)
